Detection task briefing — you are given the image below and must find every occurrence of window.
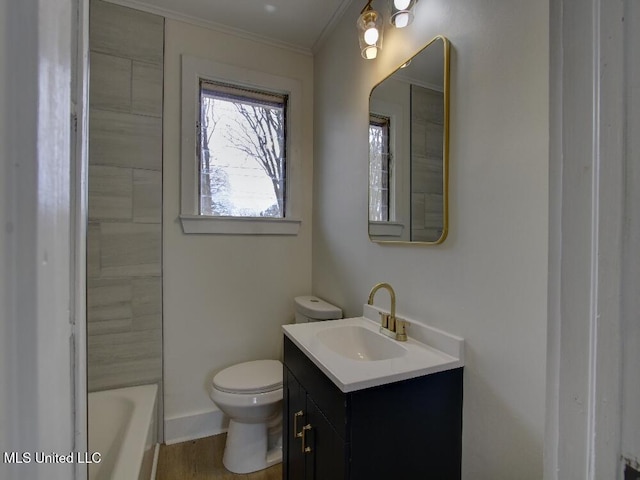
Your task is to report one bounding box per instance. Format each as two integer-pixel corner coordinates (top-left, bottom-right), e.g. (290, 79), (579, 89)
(369, 114), (391, 222)
(180, 56), (302, 235)
(199, 81), (287, 218)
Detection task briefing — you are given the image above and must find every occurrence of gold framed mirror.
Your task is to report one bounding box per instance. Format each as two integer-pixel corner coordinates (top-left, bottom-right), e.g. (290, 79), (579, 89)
(368, 35), (450, 244)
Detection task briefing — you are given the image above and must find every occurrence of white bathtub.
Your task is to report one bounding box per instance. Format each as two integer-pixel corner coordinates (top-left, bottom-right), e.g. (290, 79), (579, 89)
(88, 384), (158, 480)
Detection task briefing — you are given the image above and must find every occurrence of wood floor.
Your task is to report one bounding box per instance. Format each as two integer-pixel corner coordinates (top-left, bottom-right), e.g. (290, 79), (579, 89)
(156, 434), (282, 480)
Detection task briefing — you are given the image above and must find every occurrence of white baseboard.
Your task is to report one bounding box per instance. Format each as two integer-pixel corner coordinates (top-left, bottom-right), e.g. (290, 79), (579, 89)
(164, 408), (228, 445)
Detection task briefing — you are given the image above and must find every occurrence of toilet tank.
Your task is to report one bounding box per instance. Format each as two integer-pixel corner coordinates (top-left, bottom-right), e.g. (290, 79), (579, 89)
(294, 296), (342, 323)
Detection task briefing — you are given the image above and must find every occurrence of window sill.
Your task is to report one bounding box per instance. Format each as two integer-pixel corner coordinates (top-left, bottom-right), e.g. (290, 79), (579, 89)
(368, 221), (405, 237)
(179, 215), (301, 235)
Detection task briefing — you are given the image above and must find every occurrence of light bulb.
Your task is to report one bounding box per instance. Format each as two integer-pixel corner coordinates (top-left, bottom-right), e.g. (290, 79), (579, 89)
(394, 0), (411, 9)
(394, 12), (409, 28)
(364, 46), (378, 59)
(364, 26), (379, 45)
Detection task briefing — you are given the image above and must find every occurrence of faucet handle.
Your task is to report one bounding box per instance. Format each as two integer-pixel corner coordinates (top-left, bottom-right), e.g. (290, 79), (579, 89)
(379, 312), (390, 329)
(395, 318), (408, 341)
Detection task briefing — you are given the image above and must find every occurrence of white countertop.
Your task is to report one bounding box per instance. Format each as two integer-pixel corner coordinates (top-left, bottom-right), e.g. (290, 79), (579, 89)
(282, 304), (465, 393)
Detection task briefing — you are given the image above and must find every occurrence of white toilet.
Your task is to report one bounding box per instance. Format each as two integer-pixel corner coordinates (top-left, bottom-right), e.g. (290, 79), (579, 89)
(209, 295), (342, 474)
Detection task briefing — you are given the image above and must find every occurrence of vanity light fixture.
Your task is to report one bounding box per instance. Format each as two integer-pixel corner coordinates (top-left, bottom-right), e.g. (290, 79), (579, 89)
(389, 0), (417, 28)
(357, 0), (383, 60)
(357, 0), (420, 60)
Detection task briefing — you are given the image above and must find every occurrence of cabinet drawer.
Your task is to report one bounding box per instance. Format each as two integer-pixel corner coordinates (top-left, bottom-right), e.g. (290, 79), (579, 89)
(284, 336), (349, 440)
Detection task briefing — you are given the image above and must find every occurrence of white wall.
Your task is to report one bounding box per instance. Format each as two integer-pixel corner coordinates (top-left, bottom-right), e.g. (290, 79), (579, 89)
(0, 0), (78, 478)
(546, 0), (638, 476)
(313, 0), (548, 477)
(622, 0), (640, 466)
(163, 19), (314, 442)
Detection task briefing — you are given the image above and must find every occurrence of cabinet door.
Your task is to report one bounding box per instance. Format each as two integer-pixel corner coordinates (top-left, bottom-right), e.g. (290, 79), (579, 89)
(304, 396), (347, 480)
(285, 370), (307, 480)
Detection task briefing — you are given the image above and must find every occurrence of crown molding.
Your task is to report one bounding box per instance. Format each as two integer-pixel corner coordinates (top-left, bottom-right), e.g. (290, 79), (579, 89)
(103, 0), (314, 56)
(311, 0), (355, 54)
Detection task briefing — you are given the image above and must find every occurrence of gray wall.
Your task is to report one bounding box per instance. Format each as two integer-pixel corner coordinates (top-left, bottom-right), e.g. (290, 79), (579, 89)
(87, 0), (163, 398)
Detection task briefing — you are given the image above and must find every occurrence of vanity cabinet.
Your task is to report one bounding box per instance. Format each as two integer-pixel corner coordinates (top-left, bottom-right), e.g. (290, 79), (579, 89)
(283, 336), (463, 480)
(285, 370), (347, 479)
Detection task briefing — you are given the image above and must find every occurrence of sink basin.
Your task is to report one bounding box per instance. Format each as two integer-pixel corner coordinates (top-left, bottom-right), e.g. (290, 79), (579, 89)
(315, 325), (407, 361)
(283, 311), (465, 392)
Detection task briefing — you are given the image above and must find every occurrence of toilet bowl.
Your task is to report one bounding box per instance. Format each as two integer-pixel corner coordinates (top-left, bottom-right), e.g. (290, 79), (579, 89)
(209, 359), (283, 474)
(209, 296), (342, 474)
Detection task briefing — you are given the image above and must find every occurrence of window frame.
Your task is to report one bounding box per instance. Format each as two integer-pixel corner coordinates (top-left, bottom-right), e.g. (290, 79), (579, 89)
(368, 96), (408, 239)
(198, 79), (288, 218)
(369, 113), (391, 222)
(180, 55), (302, 235)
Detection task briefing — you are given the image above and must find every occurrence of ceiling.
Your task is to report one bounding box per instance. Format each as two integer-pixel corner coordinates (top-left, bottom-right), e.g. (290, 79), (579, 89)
(109, 0), (354, 52)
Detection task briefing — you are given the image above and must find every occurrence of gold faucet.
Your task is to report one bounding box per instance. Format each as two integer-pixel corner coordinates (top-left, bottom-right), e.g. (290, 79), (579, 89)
(367, 283), (407, 341)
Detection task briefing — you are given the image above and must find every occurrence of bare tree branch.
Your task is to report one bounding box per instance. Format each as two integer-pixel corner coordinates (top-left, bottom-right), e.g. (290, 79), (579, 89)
(224, 102), (285, 214)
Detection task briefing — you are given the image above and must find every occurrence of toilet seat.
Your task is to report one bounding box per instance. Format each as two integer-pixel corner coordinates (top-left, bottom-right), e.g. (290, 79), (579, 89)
(213, 359), (282, 394)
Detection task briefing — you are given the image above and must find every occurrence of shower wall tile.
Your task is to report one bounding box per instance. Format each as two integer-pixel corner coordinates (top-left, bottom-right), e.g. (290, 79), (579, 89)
(89, 52), (132, 112)
(89, 344), (161, 367)
(87, 317), (133, 336)
(412, 155), (443, 195)
(90, 0), (164, 65)
(87, 0), (163, 418)
(131, 314), (162, 332)
(411, 193), (425, 230)
(87, 223), (101, 278)
(412, 228), (443, 243)
(132, 62), (163, 117)
(132, 277), (162, 316)
(88, 329), (162, 351)
(411, 87), (444, 124)
(89, 359), (162, 392)
(88, 278), (133, 321)
(133, 169), (162, 223)
(100, 223), (161, 277)
(88, 330), (162, 390)
(88, 165), (133, 220)
(423, 193), (444, 229)
(411, 84), (444, 244)
(411, 121), (444, 157)
(89, 109), (162, 170)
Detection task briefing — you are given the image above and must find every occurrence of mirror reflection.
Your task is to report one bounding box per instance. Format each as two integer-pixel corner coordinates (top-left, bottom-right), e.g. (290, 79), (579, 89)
(368, 36), (450, 244)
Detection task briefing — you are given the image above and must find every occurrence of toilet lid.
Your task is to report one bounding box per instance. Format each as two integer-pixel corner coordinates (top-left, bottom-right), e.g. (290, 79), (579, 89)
(213, 360), (283, 394)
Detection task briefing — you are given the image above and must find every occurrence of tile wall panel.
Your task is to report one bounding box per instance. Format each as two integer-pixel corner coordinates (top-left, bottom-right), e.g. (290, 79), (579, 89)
(87, 278), (133, 321)
(87, 1), (163, 430)
(88, 165), (133, 220)
(100, 222), (161, 278)
(87, 223), (102, 278)
(411, 85), (444, 240)
(89, 52), (132, 112)
(89, 359), (162, 392)
(133, 169), (162, 223)
(412, 156), (444, 195)
(90, 0), (164, 64)
(89, 109), (162, 170)
(132, 62), (164, 117)
(132, 277), (162, 315)
(88, 317), (133, 336)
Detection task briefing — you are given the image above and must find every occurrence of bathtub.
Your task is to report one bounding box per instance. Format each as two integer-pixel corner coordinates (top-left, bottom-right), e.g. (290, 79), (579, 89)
(88, 384), (158, 480)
